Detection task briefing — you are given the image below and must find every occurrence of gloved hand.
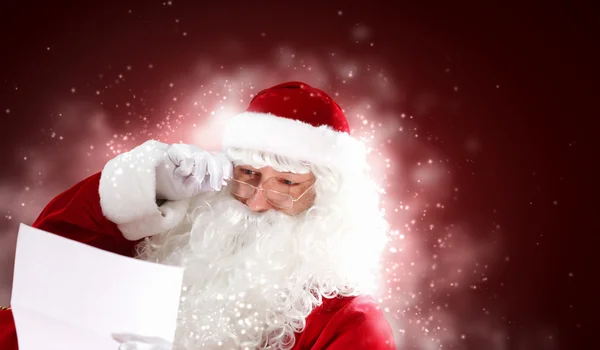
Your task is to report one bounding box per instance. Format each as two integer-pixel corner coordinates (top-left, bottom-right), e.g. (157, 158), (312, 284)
(112, 333), (172, 350)
(155, 143), (233, 201)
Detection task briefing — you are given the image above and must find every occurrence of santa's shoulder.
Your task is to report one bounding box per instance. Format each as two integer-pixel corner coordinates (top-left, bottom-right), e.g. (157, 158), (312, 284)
(300, 295), (395, 348)
(318, 294), (385, 318)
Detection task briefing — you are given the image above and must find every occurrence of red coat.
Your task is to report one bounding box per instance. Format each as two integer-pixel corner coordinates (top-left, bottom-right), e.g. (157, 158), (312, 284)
(0, 173), (396, 349)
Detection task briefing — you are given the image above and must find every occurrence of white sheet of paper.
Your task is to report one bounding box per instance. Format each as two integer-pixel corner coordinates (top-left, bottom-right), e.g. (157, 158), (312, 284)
(10, 223), (184, 350)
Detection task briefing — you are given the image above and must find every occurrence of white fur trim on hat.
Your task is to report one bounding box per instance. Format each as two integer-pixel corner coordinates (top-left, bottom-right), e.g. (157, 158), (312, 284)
(221, 112), (367, 170)
(98, 140), (189, 241)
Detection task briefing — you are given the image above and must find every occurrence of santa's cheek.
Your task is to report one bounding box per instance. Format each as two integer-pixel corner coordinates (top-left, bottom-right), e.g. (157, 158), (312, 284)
(232, 194), (247, 204)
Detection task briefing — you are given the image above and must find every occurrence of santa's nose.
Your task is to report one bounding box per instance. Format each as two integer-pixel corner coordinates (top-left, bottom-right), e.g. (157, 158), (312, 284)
(245, 189), (271, 213)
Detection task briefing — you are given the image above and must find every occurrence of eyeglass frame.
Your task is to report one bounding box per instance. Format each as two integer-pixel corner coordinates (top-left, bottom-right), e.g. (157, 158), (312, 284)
(229, 178), (316, 209)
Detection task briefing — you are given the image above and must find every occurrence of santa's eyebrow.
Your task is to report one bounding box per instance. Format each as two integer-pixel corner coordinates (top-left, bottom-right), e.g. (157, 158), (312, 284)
(237, 165), (260, 172)
(281, 173), (306, 178)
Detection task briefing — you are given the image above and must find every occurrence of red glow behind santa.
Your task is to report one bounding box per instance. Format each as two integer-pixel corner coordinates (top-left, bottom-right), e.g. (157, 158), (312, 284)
(0, 81), (395, 349)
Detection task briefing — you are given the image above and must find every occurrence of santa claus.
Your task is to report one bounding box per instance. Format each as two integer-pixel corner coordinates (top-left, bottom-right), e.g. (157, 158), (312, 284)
(0, 81), (395, 349)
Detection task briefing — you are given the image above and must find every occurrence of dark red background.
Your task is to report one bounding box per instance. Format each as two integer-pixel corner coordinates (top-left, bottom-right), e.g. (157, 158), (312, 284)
(0, 1), (596, 349)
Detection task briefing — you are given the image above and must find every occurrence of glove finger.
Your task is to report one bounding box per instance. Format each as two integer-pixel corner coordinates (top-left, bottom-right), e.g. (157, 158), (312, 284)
(191, 152), (208, 179)
(113, 333), (172, 350)
(168, 144), (195, 177)
(200, 174), (212, 190)
(174, 157), (194, 177)
(167, 144), (192, 165)
(118, 342), (138, 350)
(215, 153), (233, 180)
(187, 152), (207, 193)
(113, 332), (139, 343)
(206, 154), (223, 190)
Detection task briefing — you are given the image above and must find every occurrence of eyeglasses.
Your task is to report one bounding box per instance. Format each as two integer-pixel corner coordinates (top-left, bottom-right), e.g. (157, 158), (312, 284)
(229, 177), (316, 209)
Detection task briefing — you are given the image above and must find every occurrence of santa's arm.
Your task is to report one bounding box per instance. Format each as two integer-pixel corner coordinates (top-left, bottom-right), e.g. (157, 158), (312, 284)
(30, 171), (140, 256)
(32, 140), (191, 253)
(319, 296), (396, 350)
(0, 141), (193, 349)
(0, 308), (17, 350)
(97, 140), (191, 241)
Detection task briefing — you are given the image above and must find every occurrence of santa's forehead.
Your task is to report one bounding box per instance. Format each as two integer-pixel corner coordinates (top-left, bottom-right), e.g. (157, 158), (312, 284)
(225, 147), (312, 174)
(232, 161), (312, 175)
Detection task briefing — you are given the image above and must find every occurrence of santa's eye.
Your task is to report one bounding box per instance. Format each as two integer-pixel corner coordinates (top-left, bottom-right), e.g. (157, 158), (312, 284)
(281, 179), (297, 186)
(240, 168), (257, 176)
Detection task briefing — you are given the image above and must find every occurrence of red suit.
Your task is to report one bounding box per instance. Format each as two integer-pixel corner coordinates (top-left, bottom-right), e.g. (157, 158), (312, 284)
(0, 173), (396, 349)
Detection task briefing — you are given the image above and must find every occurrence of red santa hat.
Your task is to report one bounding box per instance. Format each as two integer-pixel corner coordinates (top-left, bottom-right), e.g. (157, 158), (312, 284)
(221, 81), (367, 170)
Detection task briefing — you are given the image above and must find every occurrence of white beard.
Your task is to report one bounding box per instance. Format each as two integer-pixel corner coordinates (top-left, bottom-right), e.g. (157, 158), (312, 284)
(136, 190), (341, 350)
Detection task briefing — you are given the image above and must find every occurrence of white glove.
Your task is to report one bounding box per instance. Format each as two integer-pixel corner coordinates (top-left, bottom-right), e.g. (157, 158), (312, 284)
(155, 143), (233, 201)
(113, 333), (172, 350)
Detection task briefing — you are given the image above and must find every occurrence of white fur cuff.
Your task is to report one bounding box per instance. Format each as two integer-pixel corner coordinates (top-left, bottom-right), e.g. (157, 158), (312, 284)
(99, 140), (189, 241)
(221, 112), (367, 170)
